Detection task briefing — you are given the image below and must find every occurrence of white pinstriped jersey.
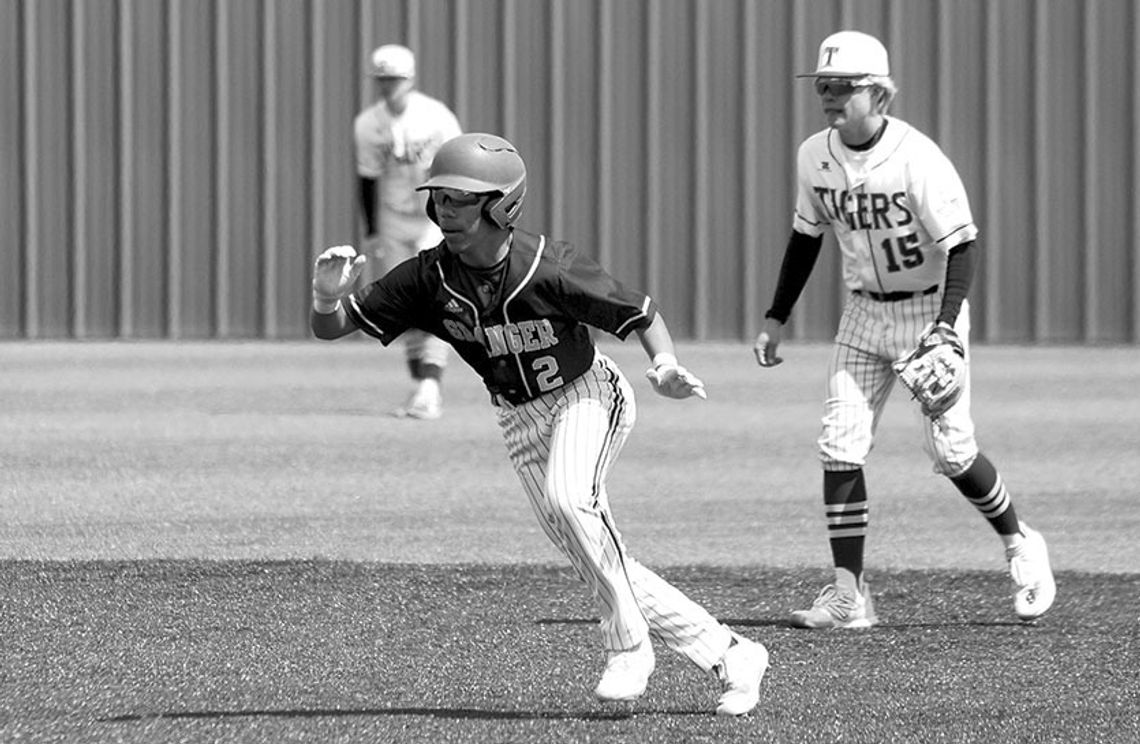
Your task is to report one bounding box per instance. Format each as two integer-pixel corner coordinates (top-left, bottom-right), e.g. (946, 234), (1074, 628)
(353, 91), (461, 217)
(792, 116), (978, 294)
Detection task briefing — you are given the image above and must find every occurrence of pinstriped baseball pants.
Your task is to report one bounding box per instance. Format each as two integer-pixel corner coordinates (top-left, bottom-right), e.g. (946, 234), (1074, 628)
(497, 352), (732, 671)
(820, 293), (979, 477)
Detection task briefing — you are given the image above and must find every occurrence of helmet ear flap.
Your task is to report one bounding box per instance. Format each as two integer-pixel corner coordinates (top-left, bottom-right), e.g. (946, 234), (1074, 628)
(484, 179), (526, 229)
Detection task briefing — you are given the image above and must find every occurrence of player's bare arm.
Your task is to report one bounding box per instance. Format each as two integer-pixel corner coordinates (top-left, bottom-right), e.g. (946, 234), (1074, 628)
(637, 314), (707, 400)
(310, 245), (367, 339)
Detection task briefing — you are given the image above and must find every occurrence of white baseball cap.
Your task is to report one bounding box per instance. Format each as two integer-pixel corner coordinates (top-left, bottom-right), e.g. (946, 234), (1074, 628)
(368, 44), (415, 78)
(797, 30), (890, 79)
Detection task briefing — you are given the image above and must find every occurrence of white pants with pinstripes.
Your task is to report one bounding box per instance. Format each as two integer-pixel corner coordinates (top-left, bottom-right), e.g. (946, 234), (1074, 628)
(497, 352), (732, 671)
(820, 292), (979, 477)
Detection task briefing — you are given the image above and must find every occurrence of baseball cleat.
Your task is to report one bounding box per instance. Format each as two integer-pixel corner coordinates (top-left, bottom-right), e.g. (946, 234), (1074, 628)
(391, 388), (442, 420)
(594, 641), (655, 702)
(715, 633), (769, 716)
(1007, 522), (1056, 621)
(790, 582), (878, 629)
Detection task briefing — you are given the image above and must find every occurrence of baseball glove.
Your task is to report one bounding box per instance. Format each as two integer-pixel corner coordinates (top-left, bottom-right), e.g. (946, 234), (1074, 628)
(892, 322), (966, 419)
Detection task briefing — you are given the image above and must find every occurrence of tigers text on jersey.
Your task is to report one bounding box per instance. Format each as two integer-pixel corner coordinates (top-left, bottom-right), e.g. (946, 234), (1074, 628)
(344, 230), (657, 405)
(792, 116), (978, 294)
(353, 90), (462, 217)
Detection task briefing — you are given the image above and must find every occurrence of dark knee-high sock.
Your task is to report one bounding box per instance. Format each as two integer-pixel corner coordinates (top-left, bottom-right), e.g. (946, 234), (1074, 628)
(950, 452), (1022, 537)
(824, 468), (868, 584)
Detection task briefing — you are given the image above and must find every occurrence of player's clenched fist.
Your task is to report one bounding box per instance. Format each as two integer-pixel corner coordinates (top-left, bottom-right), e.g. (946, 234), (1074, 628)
(645, 355), (707, 400)
(312, 245), (367, 312)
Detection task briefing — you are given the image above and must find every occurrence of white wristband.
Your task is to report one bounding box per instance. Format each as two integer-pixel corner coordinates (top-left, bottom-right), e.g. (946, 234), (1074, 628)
(651, 352), (678, 369)
(313, 297), (342, 314)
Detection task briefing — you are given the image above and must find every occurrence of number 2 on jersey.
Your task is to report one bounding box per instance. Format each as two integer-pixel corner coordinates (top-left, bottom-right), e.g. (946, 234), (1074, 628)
(533, 356), (564, 392)
(881, 233), (924, 272)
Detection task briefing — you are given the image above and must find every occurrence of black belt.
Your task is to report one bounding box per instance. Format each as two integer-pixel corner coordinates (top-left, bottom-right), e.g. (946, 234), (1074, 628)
(854, 284), (939, 302)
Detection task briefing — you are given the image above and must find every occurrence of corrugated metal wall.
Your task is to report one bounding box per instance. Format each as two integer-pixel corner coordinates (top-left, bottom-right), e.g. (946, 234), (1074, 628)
(2, 0), (1138, 342)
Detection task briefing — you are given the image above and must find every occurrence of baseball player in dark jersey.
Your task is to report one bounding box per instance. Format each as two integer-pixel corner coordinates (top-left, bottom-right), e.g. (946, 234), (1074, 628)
(754, 31), (1055, 628)
(311, 133), (768, 715)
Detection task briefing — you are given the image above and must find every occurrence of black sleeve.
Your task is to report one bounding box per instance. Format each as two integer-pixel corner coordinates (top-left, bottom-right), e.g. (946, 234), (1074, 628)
(937, 240), (978, 327)
(555, 241), (656, 339)
(343, 261), (422, 344)
(764, 230), (824, 324)
(358, 176), (378, 237)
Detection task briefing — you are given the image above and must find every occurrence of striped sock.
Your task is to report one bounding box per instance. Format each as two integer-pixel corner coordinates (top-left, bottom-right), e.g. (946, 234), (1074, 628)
(951, 452), (1020, 535)
(824, 469), (869, 580)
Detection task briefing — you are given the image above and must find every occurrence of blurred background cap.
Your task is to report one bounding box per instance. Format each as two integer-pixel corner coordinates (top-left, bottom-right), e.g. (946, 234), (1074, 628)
(368, 44), (415, 78)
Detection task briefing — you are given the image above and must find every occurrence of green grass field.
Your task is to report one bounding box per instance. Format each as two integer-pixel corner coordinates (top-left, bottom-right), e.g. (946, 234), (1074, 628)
(2, 340), (1138, 743)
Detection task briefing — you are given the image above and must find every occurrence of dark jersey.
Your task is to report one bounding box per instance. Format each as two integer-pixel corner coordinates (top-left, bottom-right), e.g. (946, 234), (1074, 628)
(344, 229), (657, 404)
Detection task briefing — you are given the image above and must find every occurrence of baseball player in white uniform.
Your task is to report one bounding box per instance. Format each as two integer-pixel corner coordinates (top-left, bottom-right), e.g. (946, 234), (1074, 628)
(312, 133), (769, 715)
(354, 44), (462, 419)
(754, 31), (1056, 628)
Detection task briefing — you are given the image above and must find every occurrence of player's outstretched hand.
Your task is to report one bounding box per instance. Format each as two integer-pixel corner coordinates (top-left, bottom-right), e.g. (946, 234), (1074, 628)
(646, 358), (707, 400)
(753, 318), (784, 367)
(313, 245), (367, 309)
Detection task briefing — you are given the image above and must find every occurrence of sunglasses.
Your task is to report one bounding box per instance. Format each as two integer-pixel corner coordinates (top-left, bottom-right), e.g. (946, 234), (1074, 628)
(430, 188), (485, 207)
(814, 79), (871, 97)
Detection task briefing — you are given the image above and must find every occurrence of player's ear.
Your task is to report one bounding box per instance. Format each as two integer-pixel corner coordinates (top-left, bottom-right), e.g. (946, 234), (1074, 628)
(872, 83), (896, 114)
(871, 88), (886, 114)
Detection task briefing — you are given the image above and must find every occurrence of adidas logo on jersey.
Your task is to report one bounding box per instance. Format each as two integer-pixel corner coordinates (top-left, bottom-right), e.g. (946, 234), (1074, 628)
(444, 299), (463, 315)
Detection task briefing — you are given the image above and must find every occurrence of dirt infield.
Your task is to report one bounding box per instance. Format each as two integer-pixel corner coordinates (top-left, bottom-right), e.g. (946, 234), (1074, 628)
(2, 561), (1137, 744)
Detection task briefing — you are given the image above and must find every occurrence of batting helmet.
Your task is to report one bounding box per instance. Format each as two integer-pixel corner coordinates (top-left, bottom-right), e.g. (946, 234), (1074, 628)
(416, 133), (526, 229)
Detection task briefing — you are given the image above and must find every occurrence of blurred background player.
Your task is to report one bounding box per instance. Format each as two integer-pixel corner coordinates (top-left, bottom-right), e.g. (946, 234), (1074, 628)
(312, 133), (769, 715)
(353, 44), (462, 419)
(753, 30), (1055, 628)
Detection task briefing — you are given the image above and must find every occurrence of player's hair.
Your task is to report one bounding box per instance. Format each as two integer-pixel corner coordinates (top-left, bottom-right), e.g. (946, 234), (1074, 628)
(869, 76), (898, 113)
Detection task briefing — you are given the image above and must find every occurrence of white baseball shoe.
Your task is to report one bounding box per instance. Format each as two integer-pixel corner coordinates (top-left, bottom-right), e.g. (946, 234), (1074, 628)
(790, 581), (878, 629)
(1007, 522), (1056, 621)
(594, 641), (655, 702)
(391, 384), (442, 420)
(715, 633), (769, 716)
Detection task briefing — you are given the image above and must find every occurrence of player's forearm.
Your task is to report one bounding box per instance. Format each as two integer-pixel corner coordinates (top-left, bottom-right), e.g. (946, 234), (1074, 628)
(765, 231), (823, 324)
(937, 241), (978, 327)
(310, 305), (357, 339)
(635, 313), (678, 366)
